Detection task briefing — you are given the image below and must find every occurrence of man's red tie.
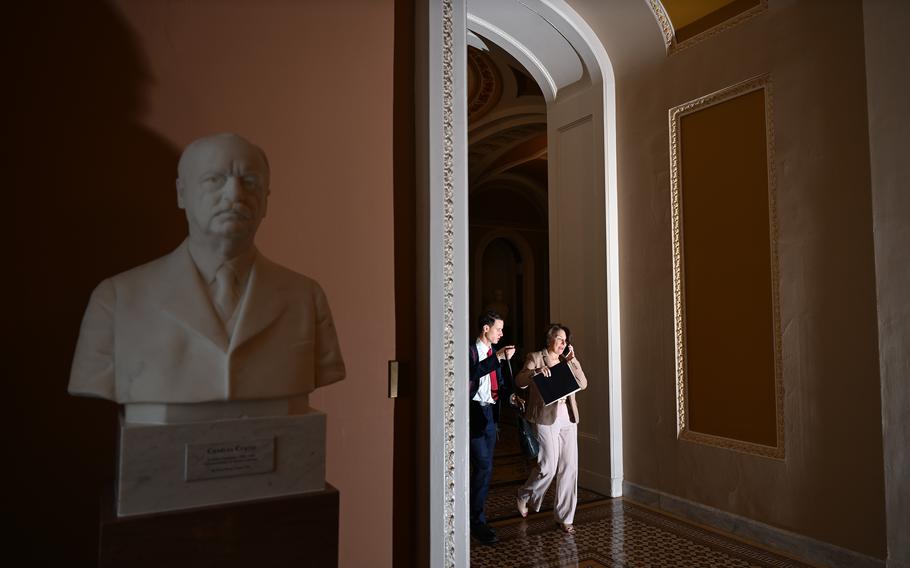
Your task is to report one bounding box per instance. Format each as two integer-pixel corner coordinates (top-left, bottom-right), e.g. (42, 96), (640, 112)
(487, 347), (498, 401)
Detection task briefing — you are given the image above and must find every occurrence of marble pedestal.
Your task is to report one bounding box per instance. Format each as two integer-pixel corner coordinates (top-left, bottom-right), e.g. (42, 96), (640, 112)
(116, 410), (326, 517)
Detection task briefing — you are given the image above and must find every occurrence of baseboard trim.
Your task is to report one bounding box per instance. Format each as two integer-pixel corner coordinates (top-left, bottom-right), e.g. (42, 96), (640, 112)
(579, 468), (614, 497)
(622, 481), (884, 568)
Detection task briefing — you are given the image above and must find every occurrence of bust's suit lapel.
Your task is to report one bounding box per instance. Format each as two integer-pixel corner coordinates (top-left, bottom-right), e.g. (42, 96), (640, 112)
(230, 253), (288, 351)
(155, 241), (230, 351)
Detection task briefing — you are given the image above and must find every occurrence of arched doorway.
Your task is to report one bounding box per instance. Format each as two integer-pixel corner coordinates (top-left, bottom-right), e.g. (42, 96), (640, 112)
(416, 1), (623, 565)
(472, 229), (541, 358)
(466, 37), (548, 359)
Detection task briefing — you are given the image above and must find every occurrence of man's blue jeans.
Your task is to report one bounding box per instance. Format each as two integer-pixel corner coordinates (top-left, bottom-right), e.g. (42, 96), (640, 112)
(469, 403), (497, 527)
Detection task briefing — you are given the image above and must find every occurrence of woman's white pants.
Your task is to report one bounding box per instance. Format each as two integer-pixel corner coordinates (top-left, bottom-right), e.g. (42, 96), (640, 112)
(519, 402), (578, 524)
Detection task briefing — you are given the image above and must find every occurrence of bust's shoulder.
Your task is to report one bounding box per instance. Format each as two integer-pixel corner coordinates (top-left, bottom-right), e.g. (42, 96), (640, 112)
(104, 245), (188, 288)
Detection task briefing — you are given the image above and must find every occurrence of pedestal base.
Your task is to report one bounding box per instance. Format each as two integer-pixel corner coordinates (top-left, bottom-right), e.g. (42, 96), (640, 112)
(99, 483), (339, 568)
(117, 410), (326, 516)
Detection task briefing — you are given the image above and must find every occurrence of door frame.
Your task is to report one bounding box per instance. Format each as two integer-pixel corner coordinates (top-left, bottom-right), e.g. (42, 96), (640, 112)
(415, 2), (622, 565)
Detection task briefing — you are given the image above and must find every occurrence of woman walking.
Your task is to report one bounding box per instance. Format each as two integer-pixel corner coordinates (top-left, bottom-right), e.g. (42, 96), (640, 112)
(514, 324), (588, 534)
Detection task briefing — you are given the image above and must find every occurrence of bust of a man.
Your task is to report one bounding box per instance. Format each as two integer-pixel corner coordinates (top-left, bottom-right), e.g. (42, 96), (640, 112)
(68, 133), (345, 419)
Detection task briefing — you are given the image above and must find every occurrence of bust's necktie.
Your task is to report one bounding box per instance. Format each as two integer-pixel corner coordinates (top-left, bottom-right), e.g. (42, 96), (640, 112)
(487, 347), (498, 401)
(213, 262), (241, 324)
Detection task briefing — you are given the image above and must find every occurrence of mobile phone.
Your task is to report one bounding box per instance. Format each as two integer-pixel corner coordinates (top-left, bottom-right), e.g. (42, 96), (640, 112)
(562, 343), (571, 357)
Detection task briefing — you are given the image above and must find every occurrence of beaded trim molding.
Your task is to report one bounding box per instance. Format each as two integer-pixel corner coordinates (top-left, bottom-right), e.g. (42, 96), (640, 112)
(669, 74), (784, 459)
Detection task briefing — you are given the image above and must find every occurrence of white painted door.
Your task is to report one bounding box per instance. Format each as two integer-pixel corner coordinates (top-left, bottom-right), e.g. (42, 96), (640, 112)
(547, 82), (618, 496)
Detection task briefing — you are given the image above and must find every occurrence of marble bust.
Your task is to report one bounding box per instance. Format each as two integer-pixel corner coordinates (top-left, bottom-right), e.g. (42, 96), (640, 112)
(68, 133), (345, 421)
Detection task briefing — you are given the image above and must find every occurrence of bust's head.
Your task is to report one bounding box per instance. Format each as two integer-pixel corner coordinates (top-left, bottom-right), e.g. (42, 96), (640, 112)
(176, 133), (270, 244)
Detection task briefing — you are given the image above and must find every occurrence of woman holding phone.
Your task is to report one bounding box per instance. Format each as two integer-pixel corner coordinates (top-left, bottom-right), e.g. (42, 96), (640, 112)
(514, 323), (588, 534)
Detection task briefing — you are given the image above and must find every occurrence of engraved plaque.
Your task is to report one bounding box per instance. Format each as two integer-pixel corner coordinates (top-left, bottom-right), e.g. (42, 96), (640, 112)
(185, 438), (275, 481)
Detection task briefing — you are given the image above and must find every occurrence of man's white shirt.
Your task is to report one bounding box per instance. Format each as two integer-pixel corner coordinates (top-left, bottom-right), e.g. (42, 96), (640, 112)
(473, 339), (497, 405)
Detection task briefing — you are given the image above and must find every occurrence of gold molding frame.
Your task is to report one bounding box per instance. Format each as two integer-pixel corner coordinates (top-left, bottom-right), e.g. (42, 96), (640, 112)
(645, 0), (675, 52)
(645, 0), (768, 55)
(669, 74), (784, 459)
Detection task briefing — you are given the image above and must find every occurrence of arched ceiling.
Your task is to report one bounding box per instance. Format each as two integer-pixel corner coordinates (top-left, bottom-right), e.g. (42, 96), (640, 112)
(467, 40), (547, 210)
(467, 0), (589, 101)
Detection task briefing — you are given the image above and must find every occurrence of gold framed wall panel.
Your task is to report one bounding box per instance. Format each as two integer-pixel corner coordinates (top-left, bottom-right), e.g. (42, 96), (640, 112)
(669, 74), (783, 459)
(646, 0), (768, 55)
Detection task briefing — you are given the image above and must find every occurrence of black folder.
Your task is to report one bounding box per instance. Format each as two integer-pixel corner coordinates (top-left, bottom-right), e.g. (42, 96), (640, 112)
(532, 361), (581, 405)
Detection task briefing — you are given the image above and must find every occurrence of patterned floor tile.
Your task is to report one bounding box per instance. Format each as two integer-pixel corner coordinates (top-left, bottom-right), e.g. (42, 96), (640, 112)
(471, 500), (815, 568)
(485, 480), (608, 523)
(474, 410), (812, 567)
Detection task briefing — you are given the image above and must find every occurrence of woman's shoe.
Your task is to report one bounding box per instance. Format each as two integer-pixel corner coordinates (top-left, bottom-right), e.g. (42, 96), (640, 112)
(516, 495), (529, 518)
(557, 523), (576, 534)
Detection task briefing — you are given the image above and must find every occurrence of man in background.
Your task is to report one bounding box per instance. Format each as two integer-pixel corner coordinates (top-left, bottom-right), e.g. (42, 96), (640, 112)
(468, 311), (515, 544)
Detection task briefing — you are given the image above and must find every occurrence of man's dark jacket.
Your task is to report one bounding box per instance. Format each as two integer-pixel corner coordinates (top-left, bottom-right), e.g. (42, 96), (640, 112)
(468, 342), (512, 438)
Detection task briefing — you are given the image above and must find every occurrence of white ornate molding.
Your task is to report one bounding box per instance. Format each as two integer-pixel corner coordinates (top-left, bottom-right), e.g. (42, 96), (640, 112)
(423, 0), (467, 564)
(645, 0), (675, 52)
(441, 2), (458, 564)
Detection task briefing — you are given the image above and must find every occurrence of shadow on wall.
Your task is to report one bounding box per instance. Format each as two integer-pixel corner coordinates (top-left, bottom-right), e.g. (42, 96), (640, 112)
(11, 1), (183, 562)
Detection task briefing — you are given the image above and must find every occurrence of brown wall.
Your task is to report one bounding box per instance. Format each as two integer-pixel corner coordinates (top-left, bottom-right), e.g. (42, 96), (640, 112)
(574, 0), (886, 557)
(11, 1), (396, 565)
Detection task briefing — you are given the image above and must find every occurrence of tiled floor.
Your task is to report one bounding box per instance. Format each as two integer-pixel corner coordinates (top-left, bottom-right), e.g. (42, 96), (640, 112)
(474, 417), (815, 567)
(485, 479), (607, 524)
(471, 498), (815, 568)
